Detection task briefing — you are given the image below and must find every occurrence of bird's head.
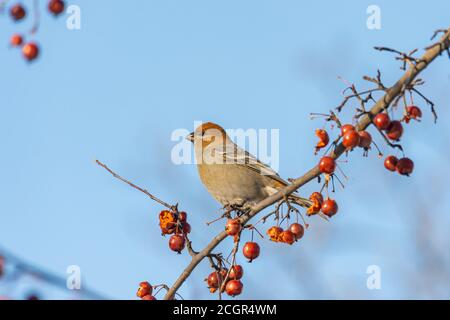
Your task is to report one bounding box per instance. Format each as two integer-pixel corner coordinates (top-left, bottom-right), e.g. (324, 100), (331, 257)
(186, 122), (228, 148)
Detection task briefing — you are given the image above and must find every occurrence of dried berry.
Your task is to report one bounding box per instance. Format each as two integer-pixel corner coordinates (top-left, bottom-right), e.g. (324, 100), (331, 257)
(307, 192), (323, 216)
(225, 218), (242, 236)
(136, 281), (152, 298)
(266, 226), (283, 242)
(315, 129), (329, 153)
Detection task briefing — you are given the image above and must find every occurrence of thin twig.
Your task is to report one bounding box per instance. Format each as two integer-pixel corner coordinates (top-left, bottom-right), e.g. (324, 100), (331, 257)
(95, 160), (176, 211)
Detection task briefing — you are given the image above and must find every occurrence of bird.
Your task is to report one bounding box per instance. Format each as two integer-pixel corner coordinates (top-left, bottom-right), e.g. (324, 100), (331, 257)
(186, 122), (311, 210)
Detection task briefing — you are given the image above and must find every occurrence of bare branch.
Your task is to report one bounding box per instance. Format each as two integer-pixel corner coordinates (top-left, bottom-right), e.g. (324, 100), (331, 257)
(95, 160), (176, 211)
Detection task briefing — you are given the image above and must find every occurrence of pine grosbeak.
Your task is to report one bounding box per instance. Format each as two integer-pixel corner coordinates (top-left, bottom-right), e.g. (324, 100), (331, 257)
(187, 122), (311, 210)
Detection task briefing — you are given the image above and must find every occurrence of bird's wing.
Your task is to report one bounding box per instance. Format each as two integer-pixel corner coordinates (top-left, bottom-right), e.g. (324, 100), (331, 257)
(216, 143), (288, 187)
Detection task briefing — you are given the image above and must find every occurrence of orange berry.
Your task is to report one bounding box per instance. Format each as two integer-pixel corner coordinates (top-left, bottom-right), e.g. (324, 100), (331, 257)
(280, 230), (296, 245)
(225, 218), (242, 236)
(136, 281), (152, 298)
(22, 42), (39, 61)
(10, 33), (23, 47)
(342, 130), (360, 150)
(266, 226), (283, 242)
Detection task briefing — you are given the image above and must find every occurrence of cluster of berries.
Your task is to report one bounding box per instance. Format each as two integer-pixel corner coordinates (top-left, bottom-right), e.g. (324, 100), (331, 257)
(307, 191), (338, 218)
(159, 210), (191, 254)
(7, 1), (65, 61)
(373, 106), (422, 176)
(205, 265), (244, 297)
(266, 223), (304, 245)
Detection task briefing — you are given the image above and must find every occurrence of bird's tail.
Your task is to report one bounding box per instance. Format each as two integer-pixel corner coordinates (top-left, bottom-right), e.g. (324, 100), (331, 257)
(289, 193), (312, 209)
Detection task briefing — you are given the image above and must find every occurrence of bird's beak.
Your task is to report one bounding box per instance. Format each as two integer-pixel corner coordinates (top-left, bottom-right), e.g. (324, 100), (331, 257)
(186, 132), (195, 143)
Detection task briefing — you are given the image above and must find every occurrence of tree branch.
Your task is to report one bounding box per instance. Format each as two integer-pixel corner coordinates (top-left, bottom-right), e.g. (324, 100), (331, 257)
(163, 27), (450, 300)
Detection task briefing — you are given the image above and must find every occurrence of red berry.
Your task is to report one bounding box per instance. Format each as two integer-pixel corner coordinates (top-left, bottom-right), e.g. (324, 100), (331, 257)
(396, 157), (414, 176)
(48, 0), (65, 16)
(342, 130), (360, 150)
(373, 113), (391, 130)
(384, 155), (398, 172)
(289, 223), (304, 240)
(136, 281), (152, 298)
(225, 280), (243, 297)
(225, 218), (242, 236)
(10, 34), (23, 47)
(405, 106), (422, 123)
(229, 265), (244, 280)
(206, 271), (219, 289)
(321, 198), (338, 217)
(219, 268), (228, 280)
(386, 120), (403, 141)
(22, 42), (39, 61)
(10, 4), (26, 21)
(182, 222), (191, 234)
(168, 234), (185, 253)
(242, 242), (260, 262)
(341, 124), (355, 136)
(178, 211), (187, 223)
(141, 295), (157, 300)
(358, 131), (372, 149)
(280, 230), (296, 245)
(319, 156), (336, 174)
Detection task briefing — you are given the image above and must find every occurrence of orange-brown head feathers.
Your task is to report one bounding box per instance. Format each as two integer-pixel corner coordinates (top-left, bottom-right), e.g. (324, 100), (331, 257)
(196, 122), (226, 135)
(187, 122), (228, 148)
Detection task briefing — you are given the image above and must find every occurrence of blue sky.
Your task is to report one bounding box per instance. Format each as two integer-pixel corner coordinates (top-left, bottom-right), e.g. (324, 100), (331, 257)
(0, 0), (449, 299)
